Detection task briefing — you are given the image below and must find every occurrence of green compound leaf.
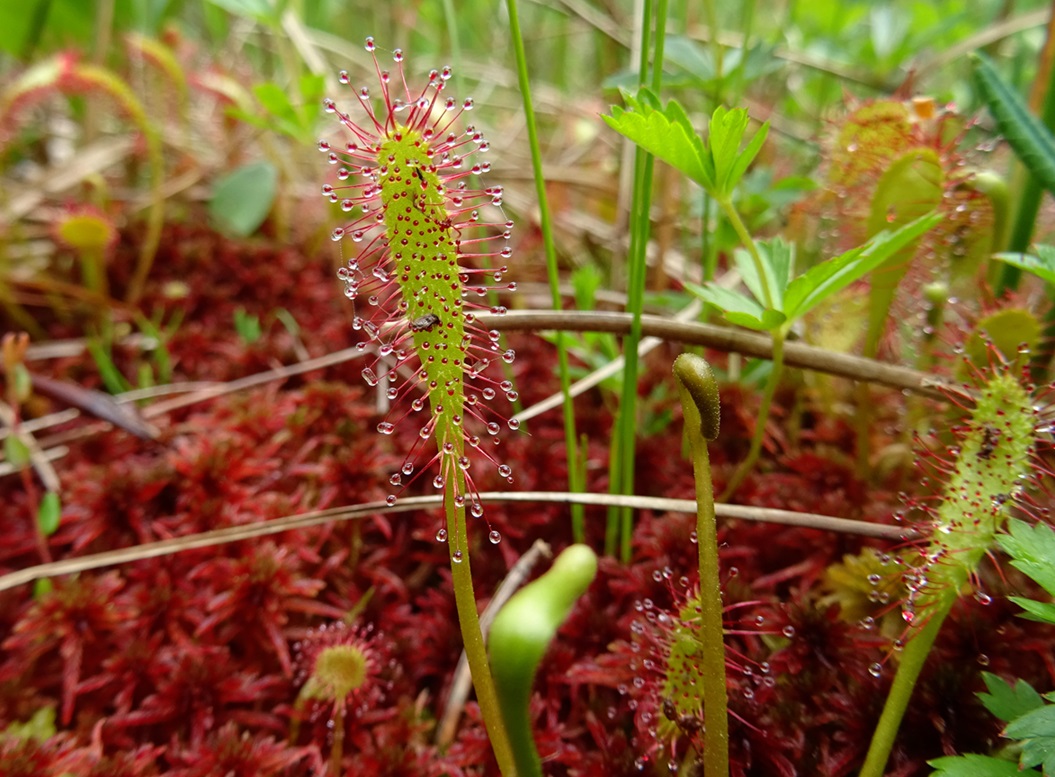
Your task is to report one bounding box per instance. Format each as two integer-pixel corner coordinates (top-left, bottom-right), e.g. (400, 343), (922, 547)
(998, 519), (1055, 599)
(928, 754), (1040, 776)
(978, 672), (1044, 723)
(683, 281), (785, 331)
(993, 244), (1055, 286)
(1004, 703), (1055, 772)
(971, 53), (1055, 198)
(209, 161), (278, 237)
(782, 211), (941, 322)
(603, 93), (768, 199)
(604, 90), (712, 190)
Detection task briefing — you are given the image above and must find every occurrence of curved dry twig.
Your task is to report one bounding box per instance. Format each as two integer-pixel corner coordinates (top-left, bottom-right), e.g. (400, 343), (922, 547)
(480, 310), (961, 401)
(0, 490), (915, 593)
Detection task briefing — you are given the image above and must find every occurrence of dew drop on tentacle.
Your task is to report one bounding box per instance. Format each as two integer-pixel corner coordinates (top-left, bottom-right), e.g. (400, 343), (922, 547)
(435, 528), (447, 542)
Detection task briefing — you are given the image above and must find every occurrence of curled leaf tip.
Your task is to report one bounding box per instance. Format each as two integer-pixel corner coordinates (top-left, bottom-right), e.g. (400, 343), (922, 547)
(673, 353), (720, 441)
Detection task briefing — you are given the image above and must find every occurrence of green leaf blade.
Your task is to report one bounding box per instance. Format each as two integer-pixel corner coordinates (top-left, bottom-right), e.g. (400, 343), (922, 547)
(684, 282), (782, 331)
(209, 161), (278, 237)
(972, 53), (1055, 198)
(928, 754), (1040, 776)
(782, 212), (941, 321)
(602, 92), (713, 190)
(978, 672), (1044, 722)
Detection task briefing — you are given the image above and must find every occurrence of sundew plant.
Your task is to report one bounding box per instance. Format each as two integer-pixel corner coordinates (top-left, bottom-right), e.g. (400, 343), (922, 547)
(319, 38), (521, 770)
(320, 38), (519, 530)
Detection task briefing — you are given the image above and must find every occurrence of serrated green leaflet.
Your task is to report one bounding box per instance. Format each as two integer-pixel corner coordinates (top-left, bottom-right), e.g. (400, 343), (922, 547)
(784, 212), (941, 321)
(685, 213), (939, 335)
(928, 754), (1040, 776)
(604, 93), (711, 190)
(978, 672), (1044, 723)
(1004, 704), (1055, 772)
(998, 519), (1055, 598)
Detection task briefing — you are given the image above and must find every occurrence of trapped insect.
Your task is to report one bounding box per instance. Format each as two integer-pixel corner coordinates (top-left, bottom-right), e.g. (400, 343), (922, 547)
(409, 313), (441, 332)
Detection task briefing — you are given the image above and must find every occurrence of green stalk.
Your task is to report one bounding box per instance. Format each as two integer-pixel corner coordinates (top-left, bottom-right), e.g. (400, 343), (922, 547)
(859, 368), (1036, 776)
(720, 331), (783, 501)
(446, 469), (517, 776)
(720, 197), (774, 308)
(68, 63), (164, 305)
(714, 194), (778, 500)
(858, 603), (948, 777)
(672, 354), (728, 776)
(504, 0), (586, 542)
(610, 0), (670, 561)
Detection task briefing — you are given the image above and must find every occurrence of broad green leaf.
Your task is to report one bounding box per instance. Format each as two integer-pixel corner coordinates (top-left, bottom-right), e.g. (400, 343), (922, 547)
(972, 53), (1055, 199)
(1004, 703), (1055, 772)
(253, 82), (297, 124)
(978, 672), (1044, 723)
(209, 161), (278, 237)
(993, 245), (1055, 286)
(684, 282), (785, 331)
(298, 73), (327, 111)
(783, 212), (941, 321)
(663, 35), (716, 83)
(928, 754), (1040, 776)
(603, 92), (712, 190)
(37, 491), (61, 536)
(998, 519), (1055, 597)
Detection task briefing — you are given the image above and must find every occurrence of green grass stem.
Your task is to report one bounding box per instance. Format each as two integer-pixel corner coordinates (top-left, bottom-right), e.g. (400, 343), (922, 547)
(504, 0), (586, 542)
